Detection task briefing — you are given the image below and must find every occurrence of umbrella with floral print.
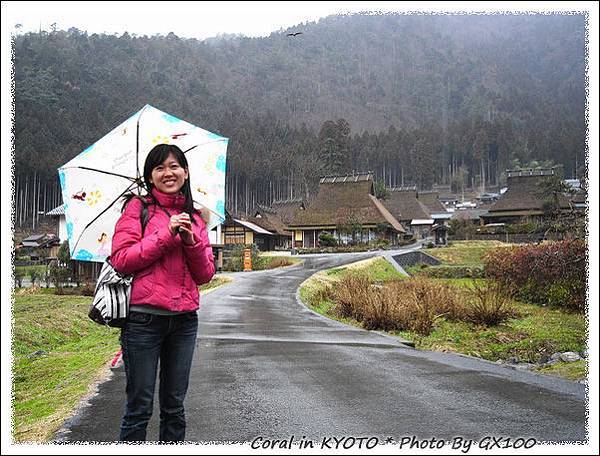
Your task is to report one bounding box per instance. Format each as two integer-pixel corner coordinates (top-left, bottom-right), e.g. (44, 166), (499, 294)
(58, 104), (228, 262)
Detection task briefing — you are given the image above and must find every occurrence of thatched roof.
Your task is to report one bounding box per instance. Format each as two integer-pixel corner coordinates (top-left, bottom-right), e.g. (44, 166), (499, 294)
(488, 170), (572, 214)
(289, 173), (404, 232)
(381, 189), (431, 222)
(267, 199), (305, 225)
(418, 191), (447, 214)
(251, 199), (304, 236)
(247, 214), (288, 236)
(432, 184), (457, 201)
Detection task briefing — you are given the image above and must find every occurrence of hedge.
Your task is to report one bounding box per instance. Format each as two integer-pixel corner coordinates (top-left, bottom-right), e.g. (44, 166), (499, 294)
(483, 240), (586, 312)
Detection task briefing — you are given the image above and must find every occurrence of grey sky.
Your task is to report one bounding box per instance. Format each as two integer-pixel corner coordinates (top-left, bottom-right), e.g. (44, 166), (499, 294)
(3, 1), (591, 40)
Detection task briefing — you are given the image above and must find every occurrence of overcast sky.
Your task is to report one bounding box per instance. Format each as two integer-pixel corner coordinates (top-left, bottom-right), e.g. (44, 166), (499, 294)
(2, 1), (595, 40)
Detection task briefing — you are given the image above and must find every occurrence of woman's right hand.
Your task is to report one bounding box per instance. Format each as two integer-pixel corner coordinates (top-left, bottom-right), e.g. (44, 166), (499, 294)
(169, 215), (182, 235)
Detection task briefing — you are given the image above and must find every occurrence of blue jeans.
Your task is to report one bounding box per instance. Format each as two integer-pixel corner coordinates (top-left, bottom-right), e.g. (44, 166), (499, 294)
(119, 311), (198, 442)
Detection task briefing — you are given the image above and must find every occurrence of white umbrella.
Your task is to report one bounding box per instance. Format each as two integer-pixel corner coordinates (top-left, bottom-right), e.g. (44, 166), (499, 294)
(58, 104), (228, 262)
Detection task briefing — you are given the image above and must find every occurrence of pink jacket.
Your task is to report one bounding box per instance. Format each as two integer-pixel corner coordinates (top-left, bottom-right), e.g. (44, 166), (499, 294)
(111, 188), (215, 313)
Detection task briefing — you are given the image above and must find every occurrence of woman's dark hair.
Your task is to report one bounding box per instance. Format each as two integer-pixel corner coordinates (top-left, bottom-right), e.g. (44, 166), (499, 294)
(121, 143), (199, 226)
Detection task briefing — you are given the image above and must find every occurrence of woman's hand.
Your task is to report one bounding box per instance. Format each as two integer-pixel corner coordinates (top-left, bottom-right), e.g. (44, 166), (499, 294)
(169, 213), (195, 245)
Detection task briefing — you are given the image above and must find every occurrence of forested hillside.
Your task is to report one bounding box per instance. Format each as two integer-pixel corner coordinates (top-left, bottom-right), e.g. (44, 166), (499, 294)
(13, 12), (587, 221)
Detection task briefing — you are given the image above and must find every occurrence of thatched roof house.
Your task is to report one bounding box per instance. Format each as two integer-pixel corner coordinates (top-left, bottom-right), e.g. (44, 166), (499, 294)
(381, 187), (429, 222)
(245, 199), (305, 250)
(432, 184), (458, 205)
(251, 199), (305, 236)
(482, 169), (572, 223)
(381, 188), (454, 237)
(288, 173), (405, 248)
(380, 187), (433, 238)
(418, 191), (448, 214)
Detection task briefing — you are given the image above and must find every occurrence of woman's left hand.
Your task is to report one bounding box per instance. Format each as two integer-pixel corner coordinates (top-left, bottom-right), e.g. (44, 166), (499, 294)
(177, 213), (195, 245)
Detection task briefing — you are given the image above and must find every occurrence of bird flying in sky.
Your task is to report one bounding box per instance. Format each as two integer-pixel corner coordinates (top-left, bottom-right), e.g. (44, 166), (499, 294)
(286, 32), (303, 37)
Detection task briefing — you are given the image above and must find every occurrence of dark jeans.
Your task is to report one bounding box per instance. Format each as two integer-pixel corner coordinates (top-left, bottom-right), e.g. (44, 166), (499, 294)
(119, 311), (198, 442)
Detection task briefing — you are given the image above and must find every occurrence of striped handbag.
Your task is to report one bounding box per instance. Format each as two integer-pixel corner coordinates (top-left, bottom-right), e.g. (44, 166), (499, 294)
(88, 258), (133, 327)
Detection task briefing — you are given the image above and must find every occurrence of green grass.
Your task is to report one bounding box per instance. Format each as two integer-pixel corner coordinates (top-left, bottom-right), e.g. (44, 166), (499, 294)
(258, 256), (303, 270)
(537, 360), (587, 381)
(224, 255), (302, 272)
(11, 274), (232, 442)
(300, 262), (587, 381)
(395, 302), (586, 363)
(299, 286), (362, 328)
(15, 264), (48, 275)
(199, 275), (232, 292)
(398, 279), (586, 365)
(338, 257), (405, 282)
(12, 293), (120, 442)
(300, 257), (403, 328)
(425, 240), (508, 266)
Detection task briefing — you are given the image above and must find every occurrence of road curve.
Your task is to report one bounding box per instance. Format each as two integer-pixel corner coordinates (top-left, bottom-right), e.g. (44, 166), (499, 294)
(58, 247), (587, 444)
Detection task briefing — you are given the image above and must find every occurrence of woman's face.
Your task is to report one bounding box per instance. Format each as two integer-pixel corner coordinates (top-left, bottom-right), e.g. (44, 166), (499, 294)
(149, 152), (189, 194)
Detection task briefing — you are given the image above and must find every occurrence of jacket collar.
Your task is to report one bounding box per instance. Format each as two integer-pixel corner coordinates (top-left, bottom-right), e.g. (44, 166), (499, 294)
(150, 187), (187, 210)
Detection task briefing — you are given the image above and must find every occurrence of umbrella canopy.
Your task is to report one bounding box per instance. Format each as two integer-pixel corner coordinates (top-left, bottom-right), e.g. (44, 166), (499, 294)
(58, 104), (228, 262)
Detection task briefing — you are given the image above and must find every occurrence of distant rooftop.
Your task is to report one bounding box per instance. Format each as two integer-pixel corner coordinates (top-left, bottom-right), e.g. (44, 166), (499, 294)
(389, 186), (417, 192)
(506, 168), (557, 178)
(46, 204), (65, 216)
(320, 172), (373, 184)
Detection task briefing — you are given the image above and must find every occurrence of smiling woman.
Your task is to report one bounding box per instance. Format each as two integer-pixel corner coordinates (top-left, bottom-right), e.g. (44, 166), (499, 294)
(148, 153), (189, 195)
(111, 143), (216, 442)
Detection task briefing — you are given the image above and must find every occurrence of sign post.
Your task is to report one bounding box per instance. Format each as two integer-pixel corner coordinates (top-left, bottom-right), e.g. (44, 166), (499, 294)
(243, 248), (252, 271)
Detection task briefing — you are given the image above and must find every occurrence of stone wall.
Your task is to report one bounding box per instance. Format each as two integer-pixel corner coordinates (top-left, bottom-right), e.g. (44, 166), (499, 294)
(392, 250), (441, 269)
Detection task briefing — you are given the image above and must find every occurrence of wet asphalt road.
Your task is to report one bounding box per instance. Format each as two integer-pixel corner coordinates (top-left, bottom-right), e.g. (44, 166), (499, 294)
(58, 247), (587, 444)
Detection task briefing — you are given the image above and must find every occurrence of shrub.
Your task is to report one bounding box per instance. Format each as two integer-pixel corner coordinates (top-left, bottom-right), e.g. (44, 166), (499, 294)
(484, 240), (586, 312)
(78, 283), (96, 296)
(505, 221), (542, 234)
(417, 265), (484, 279)
(372, 238), (391, 249)
(43, 267), (52, 288)
(465, 281), (519, 326)
(318, 231), (338, 247)
(28, 268), (40, 287)
(223, 244), (261, 271)
(448, 219), (478, 239)
(14, 268), (25, 287)
(323, 272), (530, 336)
(329, 275), (465, 335)
(48, 261), (70, 292)
(261, 257), (294, 269)
(57, 283), (96, 296)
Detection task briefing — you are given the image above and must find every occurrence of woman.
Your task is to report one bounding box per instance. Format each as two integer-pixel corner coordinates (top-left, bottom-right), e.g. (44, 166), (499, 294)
(111, 143), (215, 442)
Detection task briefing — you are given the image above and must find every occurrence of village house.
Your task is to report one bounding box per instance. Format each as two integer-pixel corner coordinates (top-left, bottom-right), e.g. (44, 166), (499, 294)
(221, 214), (275, 250)
(451, 208), (488, 226)
(248, 199), (305, 250)
(288, 173), (405, 248)
(418, 190), (453, 224)
(432, 184), (459, 207)
(380, 187), (434, 239)
(564, 179), (587, 212)
(482, 169), (573, 224)
(46, 204), (68, 244)
(17, 233), (61, 262)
